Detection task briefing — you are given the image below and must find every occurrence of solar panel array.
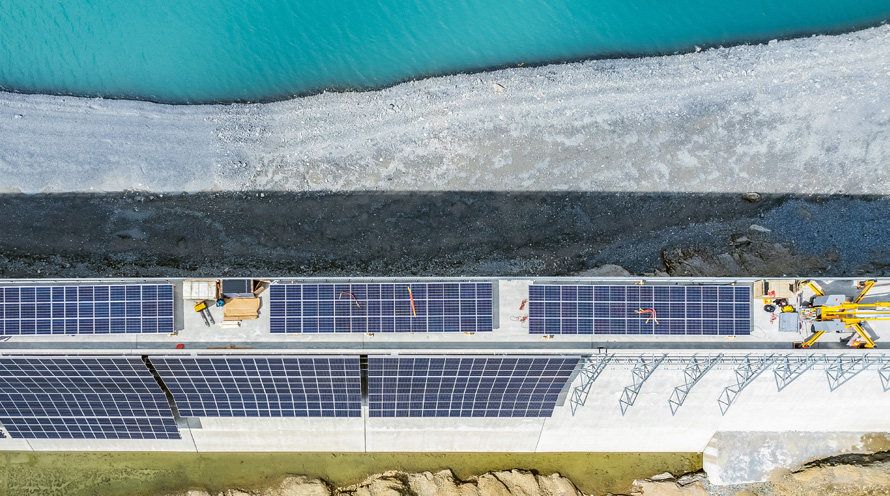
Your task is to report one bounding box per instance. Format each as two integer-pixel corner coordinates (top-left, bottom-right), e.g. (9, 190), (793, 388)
(151, 357), (362, 417)
(268, 283), (493, 333)
(528, 285), (751, 335)
(0, 285), (174, 335)
(0, 357), (179, 439)
(367, 356), (579, 417)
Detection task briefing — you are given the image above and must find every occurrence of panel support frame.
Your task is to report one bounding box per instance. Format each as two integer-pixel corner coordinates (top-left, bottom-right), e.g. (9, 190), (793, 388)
(718, 354), (778, 415)
(570, 353), (612, 415)
(619, 354), (666, 415)
(669, 353), (722, 415)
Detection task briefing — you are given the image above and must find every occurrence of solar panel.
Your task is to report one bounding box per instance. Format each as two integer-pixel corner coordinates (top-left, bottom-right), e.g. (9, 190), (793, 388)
(527, 285), (751, 336)
(0, 284), (174, 335)
(268, 283), (493, 333)
(367, 356), (579, 417)
(0, 357), (179, 439)
(151, 357), (362, 418)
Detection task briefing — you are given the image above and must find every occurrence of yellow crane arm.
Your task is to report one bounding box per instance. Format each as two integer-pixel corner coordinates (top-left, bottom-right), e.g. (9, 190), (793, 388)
(850, 322), (877, 348)
(802, 280), (825, 297)
(854, 280), (877, 303)
(800, 330), (826, 348)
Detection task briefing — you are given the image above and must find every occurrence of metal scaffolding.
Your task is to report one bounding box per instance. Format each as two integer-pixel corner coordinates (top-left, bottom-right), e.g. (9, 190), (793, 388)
(566, 352), (890, 415)
(880, 357), (890, 392)
(619, 354), (666, 415)
(570, 353), (612, 415)
(718, 354), (778, 415)
(668, 354), (722, 415)
(825, 355), (875, 391)
(773, 354), (822, 392)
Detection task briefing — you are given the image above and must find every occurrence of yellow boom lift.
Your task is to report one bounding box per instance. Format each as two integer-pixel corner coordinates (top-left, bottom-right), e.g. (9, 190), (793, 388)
(799, 280), (880, 348)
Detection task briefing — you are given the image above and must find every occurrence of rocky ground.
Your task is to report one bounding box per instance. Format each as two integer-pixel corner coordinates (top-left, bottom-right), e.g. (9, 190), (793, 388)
(161, 455), (890, 496)
(0, 191), (887, 279)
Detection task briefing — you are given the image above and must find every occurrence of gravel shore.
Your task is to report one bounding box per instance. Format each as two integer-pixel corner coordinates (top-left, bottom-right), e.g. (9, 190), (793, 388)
(1, 25), (889, 195)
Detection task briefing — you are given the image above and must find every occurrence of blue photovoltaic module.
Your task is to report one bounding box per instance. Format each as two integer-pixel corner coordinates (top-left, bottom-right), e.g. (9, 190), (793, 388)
(151, 356), (362, 418)
(367, 356), (579, 417)
(527, 285), (751, 335)
(268, 282), (493, 333)
(0, 357), (180, 439)
(0, 284), (174, 335)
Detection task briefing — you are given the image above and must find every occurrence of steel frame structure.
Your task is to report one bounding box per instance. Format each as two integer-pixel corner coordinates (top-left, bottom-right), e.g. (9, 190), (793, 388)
(569, 352), (612, 415)
(564, 352), (890, 416)
(619, 354), (666, 415)
(773, 354), (822, 391)
(669, 353), (723, 415)
(717, 354), (779, 415)
(825, 354), (875, 391)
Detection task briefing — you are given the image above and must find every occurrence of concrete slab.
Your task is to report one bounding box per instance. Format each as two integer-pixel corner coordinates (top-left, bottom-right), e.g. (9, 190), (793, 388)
(21, 432), (198, 452)
(365, 417), (546, 452)
(188, 417), (365, 452)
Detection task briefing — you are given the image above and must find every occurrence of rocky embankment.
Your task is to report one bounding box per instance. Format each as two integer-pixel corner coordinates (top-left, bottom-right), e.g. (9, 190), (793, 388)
(161, 459), (890, 496)
(168, 470), (588, 496)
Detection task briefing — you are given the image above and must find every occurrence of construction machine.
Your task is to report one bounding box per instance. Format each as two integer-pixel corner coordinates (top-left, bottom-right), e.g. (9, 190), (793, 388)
(797, 280), (882, 348)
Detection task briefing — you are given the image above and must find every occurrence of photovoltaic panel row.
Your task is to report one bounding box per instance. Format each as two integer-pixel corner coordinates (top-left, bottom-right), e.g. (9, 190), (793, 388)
(0, 285), (174, 335)
(0, 357), (179, 439)
(268, 283), (493, 333)
(367, 356), (579, 418)
(151, 357), (362, 418)
(527, 285), (751, 335)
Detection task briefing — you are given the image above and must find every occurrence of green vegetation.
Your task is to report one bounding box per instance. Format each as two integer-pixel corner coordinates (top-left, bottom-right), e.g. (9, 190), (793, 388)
(0, 451), (700, 496)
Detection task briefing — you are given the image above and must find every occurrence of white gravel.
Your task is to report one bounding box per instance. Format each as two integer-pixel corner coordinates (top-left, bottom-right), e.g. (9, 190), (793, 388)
(1, 25), (889, 194)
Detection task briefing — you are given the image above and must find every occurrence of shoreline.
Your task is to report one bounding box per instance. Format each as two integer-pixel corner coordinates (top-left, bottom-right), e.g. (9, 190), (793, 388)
(1, 25), (889, 194)
(1, 20), (887, 107)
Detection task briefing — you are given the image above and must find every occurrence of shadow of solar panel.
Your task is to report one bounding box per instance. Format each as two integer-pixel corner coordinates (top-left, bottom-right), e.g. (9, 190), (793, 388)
(0, 285), (174, 335)
(367, 356), (579, 418)
(527, 285), (751, 336)
(0, 357), (179, 439)
(151, 357), (362, 418)
(268, 283), (493, 333)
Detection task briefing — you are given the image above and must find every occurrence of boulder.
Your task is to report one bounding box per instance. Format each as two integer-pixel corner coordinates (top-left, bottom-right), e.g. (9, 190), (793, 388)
(576, 264), (632, 277)
(335, 469), (584, 496)
(271, 476), (333, 496)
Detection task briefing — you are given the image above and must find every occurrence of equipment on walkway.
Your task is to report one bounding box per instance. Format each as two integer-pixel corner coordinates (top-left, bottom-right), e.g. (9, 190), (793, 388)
(194, 300), (215, 327)
(798, 280), (881, 348)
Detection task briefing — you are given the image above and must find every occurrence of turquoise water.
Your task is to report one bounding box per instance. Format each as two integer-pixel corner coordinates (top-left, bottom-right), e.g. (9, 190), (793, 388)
(0, 1), (888, 104)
